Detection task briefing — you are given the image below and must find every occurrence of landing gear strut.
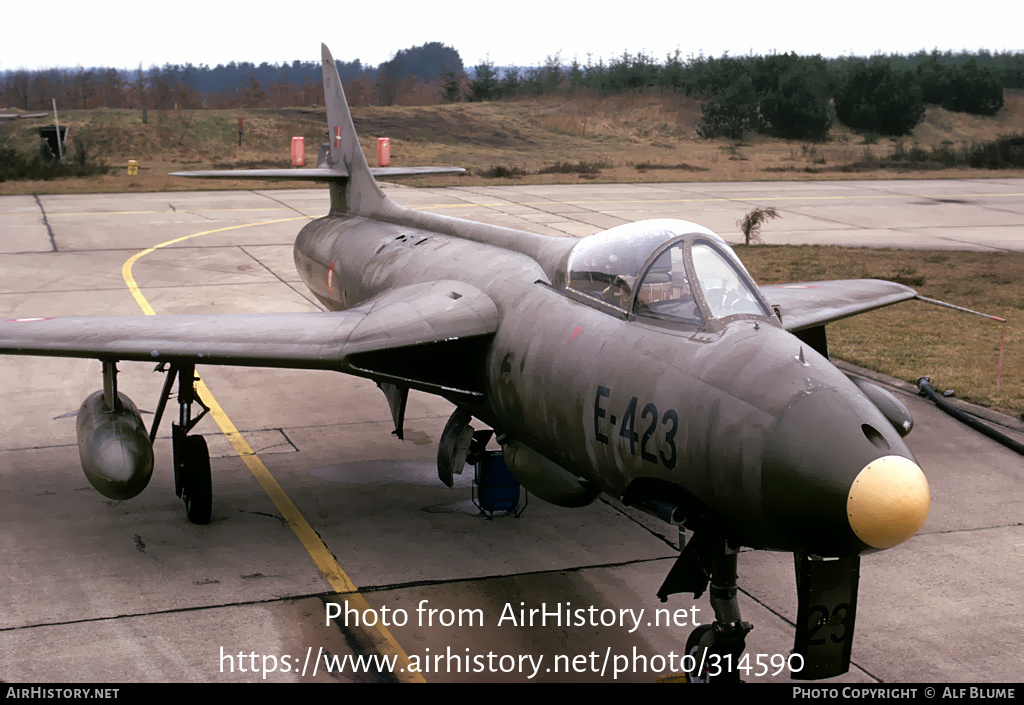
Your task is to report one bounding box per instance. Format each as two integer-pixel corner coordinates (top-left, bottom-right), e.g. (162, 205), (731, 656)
(151, 362), (212, 524)
(684, 541), (752, 683)
(658, 531), (752, 683)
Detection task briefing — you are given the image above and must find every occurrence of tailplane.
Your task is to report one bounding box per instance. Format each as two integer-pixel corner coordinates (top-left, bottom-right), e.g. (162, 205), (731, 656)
(173, 43), (463, 215)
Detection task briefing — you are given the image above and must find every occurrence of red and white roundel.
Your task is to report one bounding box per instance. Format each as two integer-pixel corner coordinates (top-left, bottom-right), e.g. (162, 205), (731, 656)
(327, 261), (335, 291)
(333, 126), (343, 149)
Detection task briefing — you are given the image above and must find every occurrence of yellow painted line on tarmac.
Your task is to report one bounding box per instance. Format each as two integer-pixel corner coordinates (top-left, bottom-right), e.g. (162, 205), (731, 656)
(122, 216), (425, 683)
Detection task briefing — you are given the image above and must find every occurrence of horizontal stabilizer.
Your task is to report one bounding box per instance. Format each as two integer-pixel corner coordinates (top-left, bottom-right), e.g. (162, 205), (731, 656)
(171, 167), (349, 181)
(370, 166), (465, 177)
(171, 165), (462, 181)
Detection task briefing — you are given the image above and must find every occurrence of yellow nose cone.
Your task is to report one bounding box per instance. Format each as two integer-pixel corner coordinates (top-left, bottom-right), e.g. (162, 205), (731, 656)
(847, 455), (931, 550)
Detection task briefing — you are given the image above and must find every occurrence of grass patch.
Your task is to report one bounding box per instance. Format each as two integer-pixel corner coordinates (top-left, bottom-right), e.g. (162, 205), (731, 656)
(738, 245), (1023, 416)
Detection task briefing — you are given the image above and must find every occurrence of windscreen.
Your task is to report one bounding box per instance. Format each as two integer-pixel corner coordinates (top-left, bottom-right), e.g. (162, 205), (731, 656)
(691, 243), (768, 319)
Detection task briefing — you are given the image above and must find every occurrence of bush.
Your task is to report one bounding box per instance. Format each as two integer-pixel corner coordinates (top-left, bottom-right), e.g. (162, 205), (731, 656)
(697, 74), (760, 139)
(834, 59), (924, 136)
(759, 62), (832, 140)
(478, 165), (527, 178)
(942, 59), (1004, 115)
(738, 206), (780, 245)
(537, 160), (608, 175)
(965, 134), (1024, 168)
(0, 135), (111, 182)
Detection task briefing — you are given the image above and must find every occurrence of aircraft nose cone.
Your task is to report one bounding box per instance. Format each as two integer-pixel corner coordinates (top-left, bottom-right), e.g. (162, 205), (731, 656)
(760, 387), (924, 556)
(847, 455), (930, 549)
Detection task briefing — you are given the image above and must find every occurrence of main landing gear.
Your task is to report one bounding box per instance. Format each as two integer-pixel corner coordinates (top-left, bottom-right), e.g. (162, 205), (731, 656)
(151, 362), (212, 524)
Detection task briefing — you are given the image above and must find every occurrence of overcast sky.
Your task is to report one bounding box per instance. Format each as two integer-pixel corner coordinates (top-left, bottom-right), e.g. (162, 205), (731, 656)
(3, 0), (1021, 72)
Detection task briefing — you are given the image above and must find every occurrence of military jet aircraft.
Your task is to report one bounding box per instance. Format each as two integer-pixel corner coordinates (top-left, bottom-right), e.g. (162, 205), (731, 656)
(0, 44), (931, 682)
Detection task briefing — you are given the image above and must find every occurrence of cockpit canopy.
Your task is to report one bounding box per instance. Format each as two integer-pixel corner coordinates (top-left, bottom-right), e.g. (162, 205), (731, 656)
(565, 219), (771, 326)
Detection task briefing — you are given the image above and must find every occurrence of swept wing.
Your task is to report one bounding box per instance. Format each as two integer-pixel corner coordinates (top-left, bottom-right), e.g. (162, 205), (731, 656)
(761, 279), (917, 332)
(0, 279), (497, 399)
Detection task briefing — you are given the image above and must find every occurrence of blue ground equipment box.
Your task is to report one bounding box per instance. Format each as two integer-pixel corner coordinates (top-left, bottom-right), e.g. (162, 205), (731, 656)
(473, 449), (524, 517)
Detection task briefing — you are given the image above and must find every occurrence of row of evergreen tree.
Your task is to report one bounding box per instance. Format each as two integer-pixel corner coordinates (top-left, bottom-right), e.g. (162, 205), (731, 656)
(462, 51), (1012, 139)
(2, 44), (1019, 140)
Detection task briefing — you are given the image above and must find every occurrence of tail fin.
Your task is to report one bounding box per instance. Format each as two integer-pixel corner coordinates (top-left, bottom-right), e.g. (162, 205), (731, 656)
(173, 44), (463, 215)
(321, 43), (385, 215)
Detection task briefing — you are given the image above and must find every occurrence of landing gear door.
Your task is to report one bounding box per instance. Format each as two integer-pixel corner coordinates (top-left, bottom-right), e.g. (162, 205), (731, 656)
(437, 408), (473, 488)
(792, 554), (860, 680)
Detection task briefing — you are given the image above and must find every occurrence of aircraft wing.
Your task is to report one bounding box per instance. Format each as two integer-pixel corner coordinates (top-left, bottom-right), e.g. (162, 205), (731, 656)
(760, 279), (917, 332)
(0, 280), (497, 398)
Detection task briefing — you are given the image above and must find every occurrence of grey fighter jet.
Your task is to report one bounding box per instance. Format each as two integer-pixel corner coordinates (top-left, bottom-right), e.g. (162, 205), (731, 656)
(0, 44), (931, 682)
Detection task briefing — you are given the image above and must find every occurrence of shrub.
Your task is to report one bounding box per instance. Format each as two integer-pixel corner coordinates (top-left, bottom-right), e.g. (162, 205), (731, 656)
(0, 141), (110, 182)
(759, 62), (832, 140)
(697, 74), (760, 139)
(479, 164), (527, 178)
(965, 134), (1024, 168)
(738, 206), (780, 245)
(942, 59), (1004, 115)
(834, 59), (924, 136)
(537, 160), (608, 175)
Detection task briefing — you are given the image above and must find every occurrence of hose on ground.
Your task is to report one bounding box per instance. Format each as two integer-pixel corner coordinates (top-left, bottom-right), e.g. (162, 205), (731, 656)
(917, 377), (1024, 456)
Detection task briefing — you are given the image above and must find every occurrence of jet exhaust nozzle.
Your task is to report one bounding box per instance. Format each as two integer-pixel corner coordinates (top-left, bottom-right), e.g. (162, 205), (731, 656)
(76, 390), (154, 500)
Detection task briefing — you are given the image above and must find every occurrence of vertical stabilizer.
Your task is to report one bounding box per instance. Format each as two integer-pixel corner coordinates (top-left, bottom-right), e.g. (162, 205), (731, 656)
(321, 43), (386, 215)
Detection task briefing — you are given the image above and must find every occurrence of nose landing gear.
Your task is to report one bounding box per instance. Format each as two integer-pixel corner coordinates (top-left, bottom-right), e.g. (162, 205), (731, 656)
(659, 532), (752, 683)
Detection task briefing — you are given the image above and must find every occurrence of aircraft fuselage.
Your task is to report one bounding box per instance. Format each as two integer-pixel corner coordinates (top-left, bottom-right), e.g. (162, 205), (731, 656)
(294, 211), (918, 558)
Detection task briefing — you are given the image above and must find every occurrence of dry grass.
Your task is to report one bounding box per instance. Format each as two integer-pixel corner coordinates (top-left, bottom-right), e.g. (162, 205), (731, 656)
(4, 91), (1022, 195)
(738, 246), (1024, 419)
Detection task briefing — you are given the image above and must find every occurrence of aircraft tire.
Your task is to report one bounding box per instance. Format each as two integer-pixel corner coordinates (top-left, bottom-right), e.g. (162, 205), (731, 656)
(685, 624), (715, 683)
(182, 435), (212, 525)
